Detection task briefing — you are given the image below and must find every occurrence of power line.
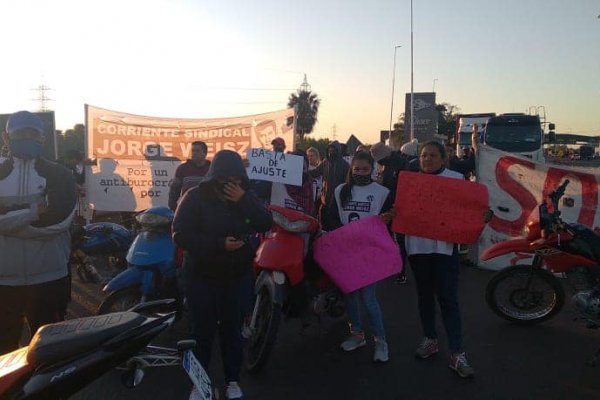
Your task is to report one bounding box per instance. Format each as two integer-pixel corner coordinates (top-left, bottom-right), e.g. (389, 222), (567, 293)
(31, 84), (53, 112)
(190, 85), (295, 91)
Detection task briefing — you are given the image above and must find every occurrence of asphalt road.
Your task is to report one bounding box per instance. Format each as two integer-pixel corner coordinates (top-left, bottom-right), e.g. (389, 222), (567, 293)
(68, 265), (600, 400)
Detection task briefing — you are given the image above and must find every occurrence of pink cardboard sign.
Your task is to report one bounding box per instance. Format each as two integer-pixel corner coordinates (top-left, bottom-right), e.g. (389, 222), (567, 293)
(313, 216), (402, 294)
(392, 171), (489, 244)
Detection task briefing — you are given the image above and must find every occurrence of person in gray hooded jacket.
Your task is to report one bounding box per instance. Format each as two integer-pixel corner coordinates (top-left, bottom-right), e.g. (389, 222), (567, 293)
(0, 111), (77, 354)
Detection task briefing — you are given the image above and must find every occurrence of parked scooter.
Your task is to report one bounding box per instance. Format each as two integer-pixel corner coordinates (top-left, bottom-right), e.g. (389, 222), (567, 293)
(482, 179), (600, 325)
(244, 204), (344, 373)
(70, 222), (133, 283)
(97, 207), (180, 315)
(0, 299), (183, 399)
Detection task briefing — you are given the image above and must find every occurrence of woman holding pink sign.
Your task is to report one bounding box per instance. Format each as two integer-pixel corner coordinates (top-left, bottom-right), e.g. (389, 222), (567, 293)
(330, 151), (395, 363)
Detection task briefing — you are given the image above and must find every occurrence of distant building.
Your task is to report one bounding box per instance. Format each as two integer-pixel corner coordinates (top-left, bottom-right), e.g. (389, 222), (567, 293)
(346, 134), (363, 155)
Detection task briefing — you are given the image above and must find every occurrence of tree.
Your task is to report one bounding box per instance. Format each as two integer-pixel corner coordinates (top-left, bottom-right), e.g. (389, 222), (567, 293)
(389, 113), (405, 149)
(287, 89), (321, 141)
(435, 103), (460, 142)
(56, 123), (85, 160)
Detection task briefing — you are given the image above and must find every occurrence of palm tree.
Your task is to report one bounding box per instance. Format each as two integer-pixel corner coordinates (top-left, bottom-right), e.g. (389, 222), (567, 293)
(287, 89), (320, 141)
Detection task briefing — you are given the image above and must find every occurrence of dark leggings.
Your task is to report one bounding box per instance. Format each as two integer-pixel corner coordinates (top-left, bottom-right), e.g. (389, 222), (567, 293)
(409, 253), (463, 353)
(0, 276), (70, 354)
(185, 273), (248, 383)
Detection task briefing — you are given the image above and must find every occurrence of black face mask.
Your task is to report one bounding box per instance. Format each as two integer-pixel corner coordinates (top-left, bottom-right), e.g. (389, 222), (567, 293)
(352, 174), (372, 186)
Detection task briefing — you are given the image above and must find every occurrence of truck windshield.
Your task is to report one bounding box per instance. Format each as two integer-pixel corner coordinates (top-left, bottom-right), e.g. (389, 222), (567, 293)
(458, 132), (472, 146)
(485, 124), (541, 152)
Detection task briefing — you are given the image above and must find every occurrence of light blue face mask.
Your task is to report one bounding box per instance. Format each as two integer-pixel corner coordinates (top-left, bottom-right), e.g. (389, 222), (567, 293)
(9, 139), (43, 159)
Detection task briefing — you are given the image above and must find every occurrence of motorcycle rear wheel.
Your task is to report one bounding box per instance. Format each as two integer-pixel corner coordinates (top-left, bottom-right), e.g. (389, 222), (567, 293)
(486, 265), (565, 324)
(97, 287), (143, 315)
(244, 285), (281, 374)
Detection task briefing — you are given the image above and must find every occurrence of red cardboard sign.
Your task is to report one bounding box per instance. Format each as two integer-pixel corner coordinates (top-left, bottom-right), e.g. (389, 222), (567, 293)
(392, 171), (489, 244)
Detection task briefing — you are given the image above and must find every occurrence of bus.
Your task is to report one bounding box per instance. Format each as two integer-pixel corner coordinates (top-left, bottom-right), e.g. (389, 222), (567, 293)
(483, 113), (545, 162)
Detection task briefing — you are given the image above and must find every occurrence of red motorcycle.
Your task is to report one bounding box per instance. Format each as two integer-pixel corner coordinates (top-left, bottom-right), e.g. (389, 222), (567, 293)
(482, 179), (600, 325)
(244, 205), (344, 373)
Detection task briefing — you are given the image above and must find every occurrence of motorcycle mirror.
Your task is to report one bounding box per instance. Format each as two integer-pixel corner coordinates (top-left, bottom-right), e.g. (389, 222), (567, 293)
(177, 339), (197, 352)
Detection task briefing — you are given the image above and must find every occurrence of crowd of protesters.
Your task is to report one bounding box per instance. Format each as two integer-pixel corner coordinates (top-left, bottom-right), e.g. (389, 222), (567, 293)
(0, 110), (481, 400)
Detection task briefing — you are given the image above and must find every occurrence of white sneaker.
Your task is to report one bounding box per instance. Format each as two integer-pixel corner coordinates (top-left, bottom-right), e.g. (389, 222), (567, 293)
(373, 338), (389, 362)
(340, 332), (366, 351)
(226, 381), (243, 399)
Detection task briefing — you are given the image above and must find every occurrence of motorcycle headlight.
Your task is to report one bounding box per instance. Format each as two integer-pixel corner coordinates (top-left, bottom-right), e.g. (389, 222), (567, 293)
(272, 210), (311, 233)
(136, 212), (172, 228)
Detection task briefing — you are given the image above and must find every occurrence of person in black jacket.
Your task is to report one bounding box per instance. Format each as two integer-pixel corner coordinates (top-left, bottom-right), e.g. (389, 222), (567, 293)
(370, 142), (411, 202)
(371, 142), (414, 284)
(172, 150), (272, 400)
(308, 140), (349, 230)
(168, 141), (211, 211)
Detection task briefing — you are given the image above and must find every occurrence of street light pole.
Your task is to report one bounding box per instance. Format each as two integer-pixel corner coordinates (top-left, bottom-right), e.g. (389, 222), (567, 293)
(389, 45), (402, 143)
(410, 0), (415, 141)
(433, 78), (438, 93)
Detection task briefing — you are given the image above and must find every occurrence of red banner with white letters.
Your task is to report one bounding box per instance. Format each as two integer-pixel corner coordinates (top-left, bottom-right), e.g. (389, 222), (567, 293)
(476, 146), (599, 270)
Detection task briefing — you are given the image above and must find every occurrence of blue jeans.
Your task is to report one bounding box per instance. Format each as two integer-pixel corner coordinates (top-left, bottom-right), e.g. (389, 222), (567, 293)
(344, 283), (386, 339)
(185, 272), (249, 383)
(409, 253), (463, 353)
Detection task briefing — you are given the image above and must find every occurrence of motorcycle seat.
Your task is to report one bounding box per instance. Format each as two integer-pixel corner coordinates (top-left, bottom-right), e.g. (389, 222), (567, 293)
(26, 312), (145, 367)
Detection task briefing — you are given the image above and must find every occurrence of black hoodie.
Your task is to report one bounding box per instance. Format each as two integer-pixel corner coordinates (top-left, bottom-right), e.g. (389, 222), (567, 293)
(172, 150), (272, 281)
(308, 140), (349, 207)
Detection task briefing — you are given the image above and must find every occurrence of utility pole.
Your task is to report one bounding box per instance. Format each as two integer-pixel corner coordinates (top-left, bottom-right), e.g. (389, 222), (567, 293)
(300, 74), (311, 93)
(32, 84), (53, 112)
(332, 124), (337, 141)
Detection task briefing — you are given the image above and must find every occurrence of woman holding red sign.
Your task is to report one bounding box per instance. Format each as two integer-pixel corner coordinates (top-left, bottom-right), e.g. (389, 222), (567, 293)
(405, 141), (475, 379)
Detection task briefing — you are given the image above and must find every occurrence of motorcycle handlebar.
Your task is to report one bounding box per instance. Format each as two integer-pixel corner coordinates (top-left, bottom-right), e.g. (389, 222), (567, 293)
(549, 179), (570, 209)
(541, 179), (570, 234)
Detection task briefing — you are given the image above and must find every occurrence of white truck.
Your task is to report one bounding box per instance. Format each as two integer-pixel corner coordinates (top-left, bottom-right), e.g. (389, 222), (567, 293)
(454, 113), (495, 157)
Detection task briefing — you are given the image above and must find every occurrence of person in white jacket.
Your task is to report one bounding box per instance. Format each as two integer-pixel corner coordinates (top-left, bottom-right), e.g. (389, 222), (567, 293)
(0, 111), (77, 354)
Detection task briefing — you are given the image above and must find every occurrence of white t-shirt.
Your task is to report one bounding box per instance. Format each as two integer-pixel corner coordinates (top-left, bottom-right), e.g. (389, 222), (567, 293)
(334, 182), (389, 225)
(404, 168), (464, 256)
(270, 181), (315, 214)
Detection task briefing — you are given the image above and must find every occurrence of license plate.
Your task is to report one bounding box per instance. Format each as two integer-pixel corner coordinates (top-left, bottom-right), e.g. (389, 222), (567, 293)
(182, 350), (212, 400)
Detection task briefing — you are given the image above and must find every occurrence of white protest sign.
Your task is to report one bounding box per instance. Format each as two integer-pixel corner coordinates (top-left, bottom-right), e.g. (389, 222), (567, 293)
(86, 159), (178, 211)
(246, 148), (303, 186)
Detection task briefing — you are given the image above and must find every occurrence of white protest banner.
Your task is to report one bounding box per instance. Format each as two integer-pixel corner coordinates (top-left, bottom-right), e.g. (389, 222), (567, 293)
(475, 145), (600, 270)
(86, 160), (178, 211)
(246, 148), (303, 186)
(85, 105), (294, 211)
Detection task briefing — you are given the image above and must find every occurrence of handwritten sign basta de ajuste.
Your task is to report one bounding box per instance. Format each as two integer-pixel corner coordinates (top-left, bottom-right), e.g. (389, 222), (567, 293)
(246, 148), (303, 186)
